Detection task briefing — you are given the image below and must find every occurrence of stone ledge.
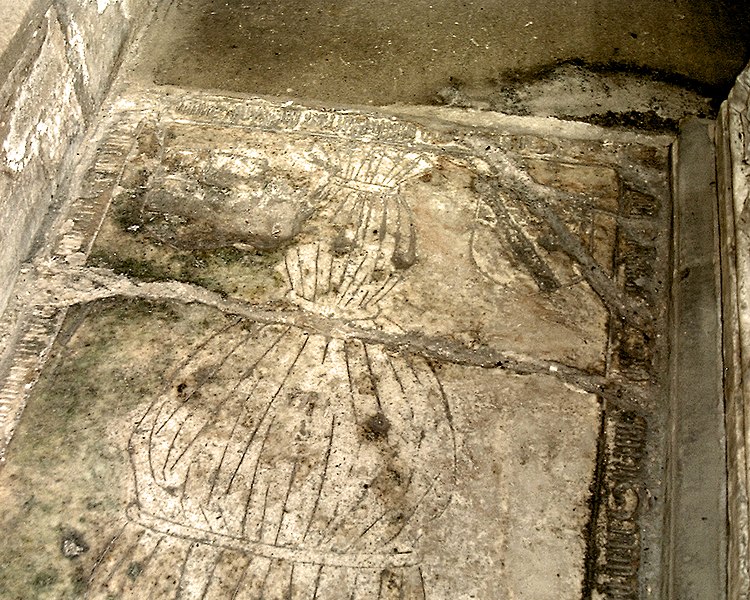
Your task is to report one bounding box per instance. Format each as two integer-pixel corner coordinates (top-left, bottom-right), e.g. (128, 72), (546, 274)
(666, 117), (726, 599)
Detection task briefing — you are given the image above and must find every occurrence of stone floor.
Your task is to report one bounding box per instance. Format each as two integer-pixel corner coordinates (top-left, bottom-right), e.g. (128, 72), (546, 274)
(130, 0), (749, 106)
(0, 82), (673, 599)
(2, 0), (741, 596)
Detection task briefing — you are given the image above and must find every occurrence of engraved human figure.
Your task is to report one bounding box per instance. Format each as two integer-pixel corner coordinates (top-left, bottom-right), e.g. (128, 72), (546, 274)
(88, 141), (457, 599)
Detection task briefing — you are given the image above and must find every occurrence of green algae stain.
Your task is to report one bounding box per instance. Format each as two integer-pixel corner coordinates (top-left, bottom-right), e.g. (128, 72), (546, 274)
(88, 224), (287, 302)
(0, 299), (231, 599)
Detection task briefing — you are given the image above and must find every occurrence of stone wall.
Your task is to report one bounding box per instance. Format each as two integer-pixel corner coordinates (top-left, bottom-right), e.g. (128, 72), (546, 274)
(717, 63), (750, 600)
(0, 0), (155, 315)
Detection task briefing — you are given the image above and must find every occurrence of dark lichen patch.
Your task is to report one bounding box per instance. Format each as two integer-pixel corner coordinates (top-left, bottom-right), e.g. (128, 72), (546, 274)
(109, 142), (321, 253)
(31, 569), (59, 590)
(361, 412), (391, 442)
(90, 155), (291, 299)
(126, 561), (144, 581)
(563, 110), (679, 133)
(0, 299), (231, 599)
(492, 59), (721, 103)
(112, 171), (150, 229)
(113, 193), (146, 232)
(434, 59), (717, 129)
(623, 188), (660, 218)
(614, 324), (654, 382)
(89, 251), (172, 282)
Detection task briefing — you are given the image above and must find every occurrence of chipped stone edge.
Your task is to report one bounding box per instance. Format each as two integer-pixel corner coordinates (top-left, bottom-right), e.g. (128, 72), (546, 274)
(121, 82), (677, 148)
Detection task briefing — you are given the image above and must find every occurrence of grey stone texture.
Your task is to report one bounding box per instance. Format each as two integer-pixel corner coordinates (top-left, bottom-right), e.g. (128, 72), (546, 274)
(0, 0), (155, 317)
(666, 118), (726, 599)
(718, 62), (750, 600)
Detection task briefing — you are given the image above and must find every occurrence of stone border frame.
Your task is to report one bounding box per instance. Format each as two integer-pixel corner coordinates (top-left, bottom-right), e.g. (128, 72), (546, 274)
(664, 117), (726, 599)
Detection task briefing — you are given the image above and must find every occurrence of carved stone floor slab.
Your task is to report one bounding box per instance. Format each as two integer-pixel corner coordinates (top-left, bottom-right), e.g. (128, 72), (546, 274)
(0, 89), (672, 599)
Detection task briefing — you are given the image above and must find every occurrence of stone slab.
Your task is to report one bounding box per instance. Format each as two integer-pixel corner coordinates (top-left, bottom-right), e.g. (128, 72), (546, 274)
(0, 90), (672, 599)
(0, 298), (600, 599)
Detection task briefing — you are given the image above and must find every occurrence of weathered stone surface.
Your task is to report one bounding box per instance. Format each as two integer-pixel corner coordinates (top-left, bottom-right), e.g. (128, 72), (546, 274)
(718, 62), (750, 600)
(0, 7), (83, 318)
(0, 91), (672, 599)
(128, 0), (747, 108)
(0, 0), (45, 86)
(0, 0), (155, 316)
(56, 0), (155, 112)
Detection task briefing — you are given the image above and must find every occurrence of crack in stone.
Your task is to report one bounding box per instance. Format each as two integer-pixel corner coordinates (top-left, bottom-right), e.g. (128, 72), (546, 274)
(28, 261), (648, 411)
